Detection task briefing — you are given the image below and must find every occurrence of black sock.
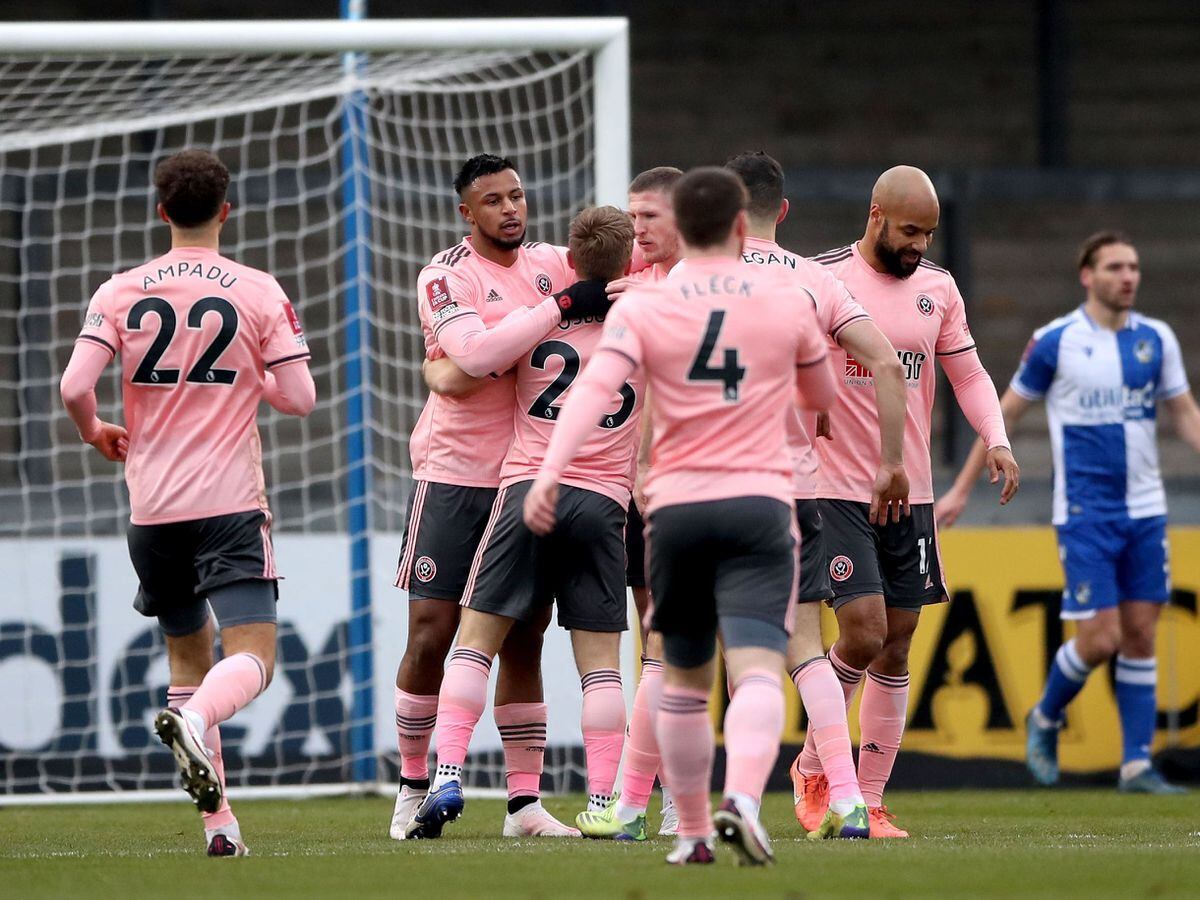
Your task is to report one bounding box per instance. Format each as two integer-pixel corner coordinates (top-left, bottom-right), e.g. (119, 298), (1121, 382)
(400, 776), (430, 791)
(507, 795), (538, 815)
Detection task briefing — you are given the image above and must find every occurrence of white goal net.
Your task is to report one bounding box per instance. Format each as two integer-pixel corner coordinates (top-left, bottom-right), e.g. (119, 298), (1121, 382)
(0, 18), (629, 800)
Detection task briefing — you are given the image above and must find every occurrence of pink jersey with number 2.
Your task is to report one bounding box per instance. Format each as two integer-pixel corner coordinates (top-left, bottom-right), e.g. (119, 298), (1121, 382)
(76, 247), (311, 525)
(596, 257), (831, 512)
(409, 238), (572, 487)
(814, 242), (976, 504)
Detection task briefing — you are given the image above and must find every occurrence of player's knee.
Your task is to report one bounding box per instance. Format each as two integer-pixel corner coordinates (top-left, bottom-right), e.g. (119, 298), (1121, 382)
(875, 635), (913, 674)
(838, 626), (885, 666)
(1119, 627), (1156, 660)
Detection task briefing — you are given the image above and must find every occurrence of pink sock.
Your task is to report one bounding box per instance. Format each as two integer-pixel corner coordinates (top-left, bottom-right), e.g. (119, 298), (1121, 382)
(181, 652), (268, 730)
(580, 669), (625, 801)
(723, 669), (784, 804)
(619, 658), (664, 811)
(798, 647), (864, 775)
(655, 685), (713, 840)
(394, 687), (438, 781)
(857, 670), (910, 807)
(433, 647), (492, 772)
(169, 686), (235, 830)
(791, 657), (861, 804)
(494, 701), (547, 799)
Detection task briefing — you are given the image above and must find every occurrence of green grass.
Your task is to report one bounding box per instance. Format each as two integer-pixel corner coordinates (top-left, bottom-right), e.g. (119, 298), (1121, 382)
(2, 790), (1198, 898)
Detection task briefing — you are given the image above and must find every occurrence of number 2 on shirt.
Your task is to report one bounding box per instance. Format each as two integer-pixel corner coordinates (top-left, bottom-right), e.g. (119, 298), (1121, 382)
(127, 296), (240, 385)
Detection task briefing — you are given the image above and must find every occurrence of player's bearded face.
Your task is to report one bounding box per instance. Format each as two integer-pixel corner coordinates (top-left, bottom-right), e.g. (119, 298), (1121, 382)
(1086, 244), (1140, 311)
(463, 170), (528, 251)
(875, 217), (930, 279)
(629, 191), (679, 266)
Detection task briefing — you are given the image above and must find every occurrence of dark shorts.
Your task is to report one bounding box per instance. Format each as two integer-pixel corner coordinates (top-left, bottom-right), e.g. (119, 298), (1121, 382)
(818, 499), (947, 610)
(127, 509), (279, 637)
(395, 480), (498, 601)
(625, 503), (647, 588)
(795, 499), (832, 603)
(462, 480), (629, 632)
(647, 496), (797, 641)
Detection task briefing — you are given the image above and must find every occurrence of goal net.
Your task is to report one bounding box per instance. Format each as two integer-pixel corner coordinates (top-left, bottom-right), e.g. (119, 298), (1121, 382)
(0, 18), (629, 800)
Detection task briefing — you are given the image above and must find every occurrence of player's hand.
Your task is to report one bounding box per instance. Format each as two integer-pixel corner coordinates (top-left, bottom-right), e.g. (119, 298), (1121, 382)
(816, 411), (832, 440)
(605, 275), (637, 298)
(869, 461), (909, 525)
(934, 485), (969, 528)
(987, 446), (1020, 505)
(88, 421), (129, 462)
(523, 477), (560, 536)
(633, 465), (649, 516)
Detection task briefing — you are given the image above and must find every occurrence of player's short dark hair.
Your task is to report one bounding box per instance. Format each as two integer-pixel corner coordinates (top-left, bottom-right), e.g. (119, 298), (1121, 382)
(569, 206), (634, 281)
(1077, 230), (1135, 270)
(673, 167), (749, 248)
(724, 151), (784, 223)
(454, 154), (518, 196)
(628, 166), (683, 196)
(154, 149), (230, 228)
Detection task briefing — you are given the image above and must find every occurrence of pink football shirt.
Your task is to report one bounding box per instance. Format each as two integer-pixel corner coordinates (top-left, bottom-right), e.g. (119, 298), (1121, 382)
(501, 281), (644, 508)
(409, 238), (572, 487)
(76, 247), (310, 525)
(814, 242), (975, 504)
(596, 257), (831, 512)
(742, 236), (869, 499)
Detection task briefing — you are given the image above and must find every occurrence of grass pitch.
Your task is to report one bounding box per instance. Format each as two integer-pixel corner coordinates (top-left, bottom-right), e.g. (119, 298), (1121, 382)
(3, 789), (1198, 898)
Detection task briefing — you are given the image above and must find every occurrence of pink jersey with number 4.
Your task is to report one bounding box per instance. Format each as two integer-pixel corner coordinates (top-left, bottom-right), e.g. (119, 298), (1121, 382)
(741, 236), (869, 499)
(502, 280), (645, 508)
(814, 242), (975, 504)
(76, 247), (311, 525)
(410, 238), (572, 487)
(597, 257), (831, 512)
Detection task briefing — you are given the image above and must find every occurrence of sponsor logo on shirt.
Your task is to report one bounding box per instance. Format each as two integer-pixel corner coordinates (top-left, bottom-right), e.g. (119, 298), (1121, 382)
(915, 293), (935, 317)
(432, 303), (461, 323)
(84, 312), (105, 328)
(485, 289), (504, 303)
(414, 556), (437, 583)
(534, 273), (553, 295)
(844, 349), (926, 385)
(427, 276), (454, 311)
(829, 555), (854, 582)
(1077, 380), (1156, 417)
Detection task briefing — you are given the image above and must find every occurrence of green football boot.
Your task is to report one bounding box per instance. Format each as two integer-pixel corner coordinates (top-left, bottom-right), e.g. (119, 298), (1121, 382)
(575, 800), (648, 842)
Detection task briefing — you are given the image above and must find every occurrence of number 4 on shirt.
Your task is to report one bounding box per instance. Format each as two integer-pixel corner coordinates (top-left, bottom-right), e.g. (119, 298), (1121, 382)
(687, 309), (746, 401)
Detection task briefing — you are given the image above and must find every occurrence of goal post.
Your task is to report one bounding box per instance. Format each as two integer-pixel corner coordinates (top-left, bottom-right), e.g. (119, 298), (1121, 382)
(0, 17), (630, 803)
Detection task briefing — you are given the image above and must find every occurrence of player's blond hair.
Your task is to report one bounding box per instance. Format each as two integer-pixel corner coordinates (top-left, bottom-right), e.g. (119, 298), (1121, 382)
(569, 206), (634, 282)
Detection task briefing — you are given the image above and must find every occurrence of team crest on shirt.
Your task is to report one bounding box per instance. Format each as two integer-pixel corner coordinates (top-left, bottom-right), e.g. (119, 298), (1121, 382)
(534, 273), (553, 295)
(829, 556), (854, 582)
(915, 294), (935, 318)
(1134, 340), (1154, 364)
(414, 556), (437, 583)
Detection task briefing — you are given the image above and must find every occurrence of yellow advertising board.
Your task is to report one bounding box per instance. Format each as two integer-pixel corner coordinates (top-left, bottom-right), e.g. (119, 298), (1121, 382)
(714, 527), (1200, 773)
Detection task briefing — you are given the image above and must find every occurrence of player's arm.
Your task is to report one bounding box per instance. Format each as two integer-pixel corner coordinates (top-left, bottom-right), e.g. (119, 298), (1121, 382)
(837, 319), (910, 523)
(935, 383), (1030, 527)
(263, 360), (316, 417)
(422, 356), (488, 398)
(60, 341), (128, 462)
(633, 388), (653, 514)
(1162, 391), (1200, 454)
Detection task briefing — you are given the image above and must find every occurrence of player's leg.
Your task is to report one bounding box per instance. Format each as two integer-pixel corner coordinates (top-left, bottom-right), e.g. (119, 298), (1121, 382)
(1113, 516), (1183, 793)
(708, 496), (798, 865)
(572, 630), (625, 811)
(648, 502), (719, 866)
(1027, 519), (1121, 786)
(785, 500), (865, 836)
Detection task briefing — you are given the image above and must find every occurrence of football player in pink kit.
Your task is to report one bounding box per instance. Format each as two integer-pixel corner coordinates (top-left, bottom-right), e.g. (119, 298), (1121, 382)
(59, 150), (316, 857)
(408, 207), (641, 840)
(392, 155), (611, 839)
(527, 168), (837, 867)
(725, 151), (909, 839)
(800, 166), (1018, 837)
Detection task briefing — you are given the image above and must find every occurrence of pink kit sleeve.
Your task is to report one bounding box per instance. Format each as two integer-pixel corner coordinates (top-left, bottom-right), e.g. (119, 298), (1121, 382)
(540, 305), (642, 481)
(795, 304), (835, 411)
(824, 273), (870, 341)
(60, 340), (114, 441)
(935, 276), (976, 355)
(76, 280), (121, 357)
(941, 348), (1009, 449)
(261, 280), (313, 370)
(263, 363), (317, 416)
(433, 297), (560, 378)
